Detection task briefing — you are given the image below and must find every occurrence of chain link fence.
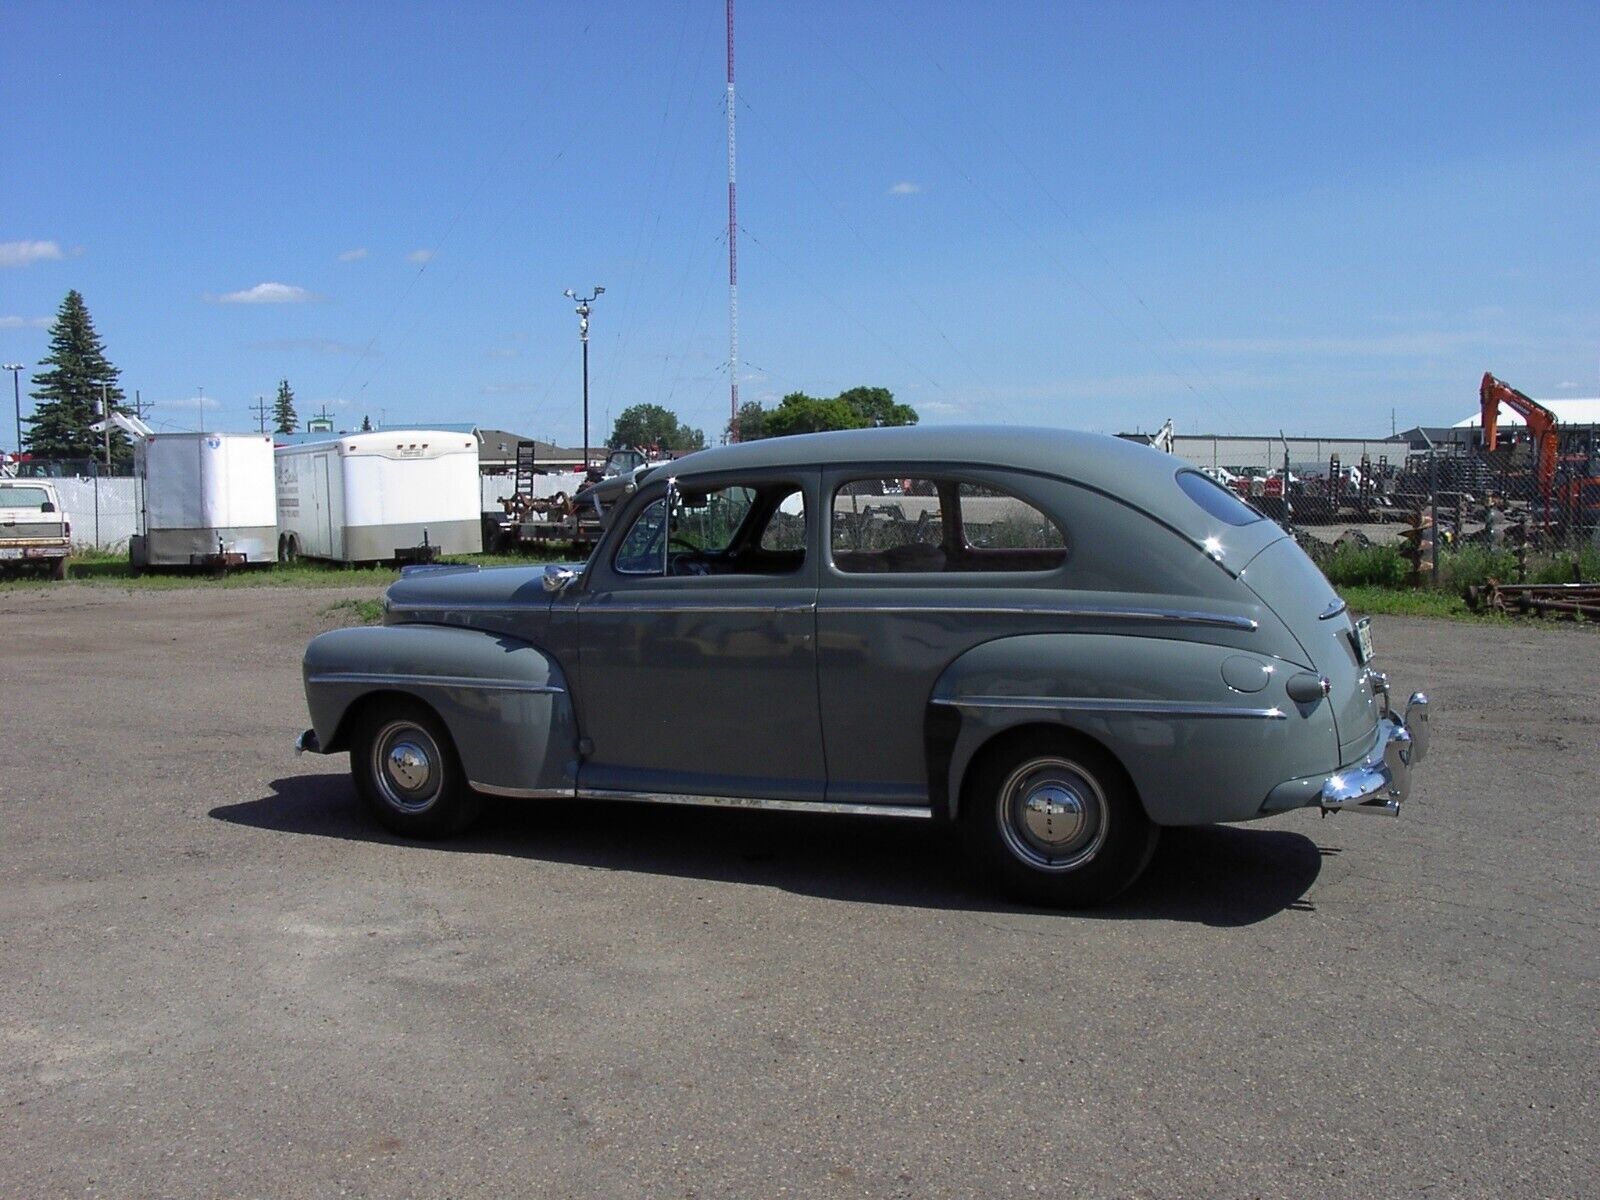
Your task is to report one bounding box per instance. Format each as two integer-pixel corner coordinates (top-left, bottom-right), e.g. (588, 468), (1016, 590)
(1185, 434), (1600, 589)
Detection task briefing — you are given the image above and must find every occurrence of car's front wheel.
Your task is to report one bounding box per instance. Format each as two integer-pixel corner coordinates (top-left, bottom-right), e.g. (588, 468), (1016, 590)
(351, 699), (482, 838)
(963, 735), (1157, 907)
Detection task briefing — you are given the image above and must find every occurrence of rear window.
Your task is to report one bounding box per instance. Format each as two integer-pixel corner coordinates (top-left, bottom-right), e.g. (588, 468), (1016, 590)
(1176, 470), (1261, 526)
(0, 486), (51, 510)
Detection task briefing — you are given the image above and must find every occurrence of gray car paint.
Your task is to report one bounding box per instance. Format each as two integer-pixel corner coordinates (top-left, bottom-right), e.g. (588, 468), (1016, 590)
(300, 426), (1394, 825)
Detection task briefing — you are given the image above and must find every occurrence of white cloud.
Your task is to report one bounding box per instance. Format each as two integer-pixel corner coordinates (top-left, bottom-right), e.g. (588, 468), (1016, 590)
(337, 247), (369, 262)
(212, 282), (318, 304)
(1555, 380), (1581, 390)
(407, 249), (435, 264)
(0, 315), (49, 330)
(162, 395), (221, 411)
(0, 240), (65, 268)
(888, 181), (921, 196)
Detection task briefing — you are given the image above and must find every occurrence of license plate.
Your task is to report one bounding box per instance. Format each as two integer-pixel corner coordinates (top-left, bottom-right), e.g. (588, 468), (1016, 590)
(1353, 616), (1375, 664)
(0, 548), (21, 559)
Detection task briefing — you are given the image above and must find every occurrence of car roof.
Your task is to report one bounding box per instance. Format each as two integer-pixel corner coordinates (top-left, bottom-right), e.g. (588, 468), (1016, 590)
(660, 424), (1191, 514)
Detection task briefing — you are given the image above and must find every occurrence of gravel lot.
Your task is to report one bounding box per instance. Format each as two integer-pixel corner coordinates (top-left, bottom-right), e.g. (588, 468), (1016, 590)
(1, 585), (1595, 1198)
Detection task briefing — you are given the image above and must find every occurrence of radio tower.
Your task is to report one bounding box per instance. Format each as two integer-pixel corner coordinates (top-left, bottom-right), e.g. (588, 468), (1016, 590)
(725, 0), (739, 442)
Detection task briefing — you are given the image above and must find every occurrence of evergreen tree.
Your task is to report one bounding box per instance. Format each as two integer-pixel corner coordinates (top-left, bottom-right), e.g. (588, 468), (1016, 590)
(25, 290), (131, 465)
(272, 379), (298, 434)
(360, 414), (373, 432)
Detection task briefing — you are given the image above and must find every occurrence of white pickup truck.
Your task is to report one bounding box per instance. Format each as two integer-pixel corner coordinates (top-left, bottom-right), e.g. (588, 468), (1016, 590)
(0, 480), (71, 580)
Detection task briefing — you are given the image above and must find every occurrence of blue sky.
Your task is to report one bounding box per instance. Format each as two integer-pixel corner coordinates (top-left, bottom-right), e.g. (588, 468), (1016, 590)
(4, 1), (1597, 447)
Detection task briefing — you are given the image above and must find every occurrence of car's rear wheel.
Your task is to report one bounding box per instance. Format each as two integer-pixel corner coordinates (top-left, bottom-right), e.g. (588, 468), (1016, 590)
(351, 699), (482, 838)
(51, 555), (68, 581)
(963, 734), (1158, 907)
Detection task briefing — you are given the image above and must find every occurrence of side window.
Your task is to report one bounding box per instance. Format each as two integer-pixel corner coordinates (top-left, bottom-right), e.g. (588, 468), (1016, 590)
(830, 477), (1066, 574)
(759, 489), (806, 552)
(614, 483), (807, 577)
(615, 497), (668, 575)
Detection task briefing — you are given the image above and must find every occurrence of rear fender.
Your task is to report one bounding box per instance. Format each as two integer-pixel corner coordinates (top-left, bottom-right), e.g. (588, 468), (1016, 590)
(929, 633), (1339, 826)
(303, 624), (577, 796)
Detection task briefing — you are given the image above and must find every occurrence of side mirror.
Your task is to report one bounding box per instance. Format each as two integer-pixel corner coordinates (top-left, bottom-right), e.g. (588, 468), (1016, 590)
(542, 564), (578, 594)
(40, 501), (56, 512)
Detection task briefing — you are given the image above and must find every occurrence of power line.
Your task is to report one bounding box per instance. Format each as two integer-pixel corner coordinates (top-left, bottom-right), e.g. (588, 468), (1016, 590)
(249, 395), (270, 433)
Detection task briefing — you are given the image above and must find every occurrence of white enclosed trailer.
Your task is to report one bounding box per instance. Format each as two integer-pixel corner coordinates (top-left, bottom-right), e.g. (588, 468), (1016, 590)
(275, 430), (481, 563)
(130, 432), (278, 569)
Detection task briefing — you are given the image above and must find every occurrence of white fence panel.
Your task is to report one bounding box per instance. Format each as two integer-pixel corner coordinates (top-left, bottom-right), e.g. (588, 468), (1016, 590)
(50, 477), (141, 551)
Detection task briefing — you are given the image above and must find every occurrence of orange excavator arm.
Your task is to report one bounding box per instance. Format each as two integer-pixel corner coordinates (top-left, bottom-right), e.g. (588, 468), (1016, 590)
(1480, 372), (1560, 501)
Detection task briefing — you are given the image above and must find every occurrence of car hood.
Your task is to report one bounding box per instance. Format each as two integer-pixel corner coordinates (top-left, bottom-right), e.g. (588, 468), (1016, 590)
(384, 563), (572, 636)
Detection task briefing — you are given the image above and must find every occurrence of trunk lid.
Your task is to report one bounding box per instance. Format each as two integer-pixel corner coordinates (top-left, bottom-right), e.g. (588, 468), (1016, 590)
(1238, 537), (1379, 761)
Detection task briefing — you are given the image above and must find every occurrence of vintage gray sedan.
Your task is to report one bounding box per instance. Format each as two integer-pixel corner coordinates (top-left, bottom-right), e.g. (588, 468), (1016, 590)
(296, 426), (1429, 906)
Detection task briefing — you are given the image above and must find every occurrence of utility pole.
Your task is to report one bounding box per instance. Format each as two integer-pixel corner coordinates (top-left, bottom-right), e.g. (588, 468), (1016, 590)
(2, 363), (23, 455)
(563, 286), (605, 475)
(100, 383), (112, 467)
(249, 395), (270, 433)
(725, 0), (739, 442)
(129, 389), (152, 421)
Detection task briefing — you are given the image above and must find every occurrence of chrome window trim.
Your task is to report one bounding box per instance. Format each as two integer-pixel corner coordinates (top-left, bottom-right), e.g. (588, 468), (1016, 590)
(818, 603), (1258, 632)
(309, 671), (563, 695)
(934, 695), (1286, 720)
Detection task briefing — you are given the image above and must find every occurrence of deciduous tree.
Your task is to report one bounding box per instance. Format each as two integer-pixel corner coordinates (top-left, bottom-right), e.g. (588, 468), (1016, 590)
(608, 403), (706, 452)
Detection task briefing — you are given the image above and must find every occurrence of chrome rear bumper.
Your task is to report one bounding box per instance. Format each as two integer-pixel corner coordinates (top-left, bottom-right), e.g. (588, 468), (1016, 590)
(1319, 691), (1430, 816)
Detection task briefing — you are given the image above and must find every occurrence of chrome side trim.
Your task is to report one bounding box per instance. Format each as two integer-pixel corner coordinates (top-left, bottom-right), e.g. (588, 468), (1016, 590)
(577, 788), (933, 819)
(934, 695), (1286, 720)
(308, 671), (564, 695)
(1318, 597), (1349, 620)
(582, 603), (815, 615)
(388, 601), (528, 614)
(470, 782), (574, 798)
(821, 604), (1259, 632)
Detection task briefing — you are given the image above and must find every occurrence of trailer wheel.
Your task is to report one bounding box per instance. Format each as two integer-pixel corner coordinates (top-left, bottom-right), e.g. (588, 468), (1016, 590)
(279, 533), (300, 564)
(351, 698), (482, 839)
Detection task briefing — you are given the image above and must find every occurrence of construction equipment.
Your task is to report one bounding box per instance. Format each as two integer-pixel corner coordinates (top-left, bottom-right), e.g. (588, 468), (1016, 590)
(1480, 372), (1563, 509)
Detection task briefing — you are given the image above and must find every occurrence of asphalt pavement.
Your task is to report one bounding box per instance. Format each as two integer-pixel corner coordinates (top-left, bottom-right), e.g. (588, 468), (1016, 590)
(1, 585), (1595, 1198)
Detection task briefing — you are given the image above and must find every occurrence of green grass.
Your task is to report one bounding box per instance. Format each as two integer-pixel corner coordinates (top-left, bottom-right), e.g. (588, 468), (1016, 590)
(1338, 585), (1500, 622)
(323, 597), (386, 625)
(0, 548), (568, 591)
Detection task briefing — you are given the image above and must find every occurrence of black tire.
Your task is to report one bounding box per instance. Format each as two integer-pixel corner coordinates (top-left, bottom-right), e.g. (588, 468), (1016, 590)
(280, 533), (300, 564)
(51, 555), (68, 581)
(962, 733), (1158, 908)
(351, 699), (482, 838)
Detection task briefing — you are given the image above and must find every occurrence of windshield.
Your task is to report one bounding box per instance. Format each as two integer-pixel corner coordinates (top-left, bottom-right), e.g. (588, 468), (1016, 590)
(0, 486), (51, 510)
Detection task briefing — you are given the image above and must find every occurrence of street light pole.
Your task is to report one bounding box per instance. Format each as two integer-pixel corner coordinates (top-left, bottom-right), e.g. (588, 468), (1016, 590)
(2, 363), (23, 456)
(563, 286), (605, 475)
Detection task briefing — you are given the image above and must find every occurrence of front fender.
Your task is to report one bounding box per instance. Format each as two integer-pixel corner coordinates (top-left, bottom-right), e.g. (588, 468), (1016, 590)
(302, 624), (577, 796)
(930, 633), (1340, 826)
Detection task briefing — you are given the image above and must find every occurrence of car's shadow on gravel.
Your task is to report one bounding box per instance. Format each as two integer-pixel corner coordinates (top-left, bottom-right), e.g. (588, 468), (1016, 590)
(214, 774), (1325, 927)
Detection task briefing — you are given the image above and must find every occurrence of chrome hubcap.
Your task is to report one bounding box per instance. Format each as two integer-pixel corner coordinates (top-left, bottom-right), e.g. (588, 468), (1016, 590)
(998, 757), (1109, 872)
(371, 721), (441, 813)
(1022, 785), (1087, 846)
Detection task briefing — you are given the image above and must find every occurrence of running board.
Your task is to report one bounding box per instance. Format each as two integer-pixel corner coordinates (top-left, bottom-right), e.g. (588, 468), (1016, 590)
(471, 781), (932, 819)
